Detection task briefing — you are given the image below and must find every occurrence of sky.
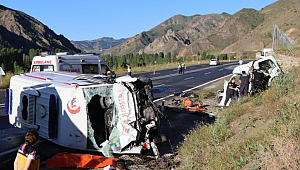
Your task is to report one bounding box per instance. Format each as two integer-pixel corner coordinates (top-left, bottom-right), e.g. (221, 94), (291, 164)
(1, 0), (278, 41)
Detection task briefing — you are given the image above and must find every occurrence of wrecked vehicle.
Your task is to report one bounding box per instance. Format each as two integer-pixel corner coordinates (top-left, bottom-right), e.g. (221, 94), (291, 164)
(6, 71), (162, 157)
(218, 56), (282, 106)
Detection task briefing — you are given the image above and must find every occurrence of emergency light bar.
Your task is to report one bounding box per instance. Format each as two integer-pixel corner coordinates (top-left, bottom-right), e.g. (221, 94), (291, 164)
(56, 52), (68, 55)
(41, 51), (51, 56)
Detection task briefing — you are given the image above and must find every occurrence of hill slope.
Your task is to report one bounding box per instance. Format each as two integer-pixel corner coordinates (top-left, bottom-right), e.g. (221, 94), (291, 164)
(178, 61), (300, 169)
(0, 5), (80, 52)
(104, 0), (300, 57)
(71, 37), (127, 53)
(180, 8), (264, 56)
(222, 0), (300, 53)
(105, 13), (230, 55)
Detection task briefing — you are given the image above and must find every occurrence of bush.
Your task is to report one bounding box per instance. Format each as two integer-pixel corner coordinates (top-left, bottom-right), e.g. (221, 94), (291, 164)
(218, 54), (228, 60)
(0, 72), (14, 89)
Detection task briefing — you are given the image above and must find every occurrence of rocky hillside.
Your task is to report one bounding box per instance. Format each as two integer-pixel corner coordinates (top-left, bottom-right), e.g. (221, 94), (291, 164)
(104, 0), (300, 57)
(180, 8), (264, 56)
(222, 0), (300, 54)
(105, 13), (230, 55)
(71, 37), (127, 53)
(0, 5), (80, 52)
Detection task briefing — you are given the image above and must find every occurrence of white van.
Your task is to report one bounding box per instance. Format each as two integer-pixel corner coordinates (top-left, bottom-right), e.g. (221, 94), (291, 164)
(30, 52), (114, 76)
(6, 71), (161, 157)
(217, 56), (282, 106)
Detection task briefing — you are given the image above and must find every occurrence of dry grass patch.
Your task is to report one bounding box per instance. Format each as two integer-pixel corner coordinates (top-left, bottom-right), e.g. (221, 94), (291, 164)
(178, 67), (300, 170)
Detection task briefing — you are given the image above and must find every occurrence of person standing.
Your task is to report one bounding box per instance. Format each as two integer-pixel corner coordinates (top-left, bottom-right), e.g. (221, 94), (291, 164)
(249, 70), (255, 94)
(14, 130), (40, 170)
(253, 69), (264, 92)
(239, 71), (250, 97)
(178, 62), (182, 74)
(127, 64), (132, 76)
(224, 77), (238, 106)
(239, 59), (243, 65)
(181, 62), (186, 74)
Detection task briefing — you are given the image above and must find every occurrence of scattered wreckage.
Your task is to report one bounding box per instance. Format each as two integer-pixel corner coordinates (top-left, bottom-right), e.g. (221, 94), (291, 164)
(218, 56), (282, 106)
(6, 71), (163, 157)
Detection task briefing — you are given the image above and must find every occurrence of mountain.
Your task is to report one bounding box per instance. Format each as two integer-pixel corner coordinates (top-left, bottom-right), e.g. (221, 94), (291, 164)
(180, 8), (264, 56)
(71, 37), (127, 53)
(0, 4), (80, 52)
(222, 0), (300, 54)
(105, 13), (230, 55)
(105, 0), (300, 57)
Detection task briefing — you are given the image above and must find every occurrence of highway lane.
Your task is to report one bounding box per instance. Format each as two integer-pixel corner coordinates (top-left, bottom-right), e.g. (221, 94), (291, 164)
(132, 62), (239, 99)
(0, 61), (239, 168)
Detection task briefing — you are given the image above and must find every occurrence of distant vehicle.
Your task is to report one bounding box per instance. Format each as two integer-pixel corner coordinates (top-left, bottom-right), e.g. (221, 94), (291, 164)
(256, 48), (274, 59)
(31, 52), (115, 77)
(209, 59), (220, 66)
(217, 56), (282, 106)
(6, 71), (162, 156)
(261, 48), (273, 58)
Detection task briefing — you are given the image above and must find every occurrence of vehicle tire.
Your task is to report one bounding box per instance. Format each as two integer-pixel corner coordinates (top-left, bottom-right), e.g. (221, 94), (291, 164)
(217, 96), (223, 103)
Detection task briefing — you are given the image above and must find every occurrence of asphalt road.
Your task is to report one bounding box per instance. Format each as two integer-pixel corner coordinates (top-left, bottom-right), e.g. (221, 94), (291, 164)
(0, 61), (240, 169)
(133, 62), (239, 99)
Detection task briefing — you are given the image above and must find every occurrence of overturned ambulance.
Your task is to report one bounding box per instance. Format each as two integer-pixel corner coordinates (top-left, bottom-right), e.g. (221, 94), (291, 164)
(6, 71), (162, 157)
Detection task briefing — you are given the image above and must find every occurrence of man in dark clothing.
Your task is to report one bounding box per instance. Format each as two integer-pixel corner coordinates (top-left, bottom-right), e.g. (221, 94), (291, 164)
(239, 71), (250, 97)
(224, 77), (237, 106)
(253, 69), (264, 92)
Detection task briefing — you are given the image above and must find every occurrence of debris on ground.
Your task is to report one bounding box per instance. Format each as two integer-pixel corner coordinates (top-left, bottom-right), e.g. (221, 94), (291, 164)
(168, 98), (182, 106)
(182, 98), (206, 112)
(179, 92), (199, 98)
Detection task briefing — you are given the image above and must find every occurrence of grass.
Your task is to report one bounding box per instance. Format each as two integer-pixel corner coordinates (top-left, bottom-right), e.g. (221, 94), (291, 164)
(0, 72), (14, 89)
(178, 67), (300, 169)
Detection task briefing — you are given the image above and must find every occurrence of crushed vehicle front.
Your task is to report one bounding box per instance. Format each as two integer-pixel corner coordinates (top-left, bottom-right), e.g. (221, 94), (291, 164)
(218, 56), (282, 106)
(82, 75), (163, 157)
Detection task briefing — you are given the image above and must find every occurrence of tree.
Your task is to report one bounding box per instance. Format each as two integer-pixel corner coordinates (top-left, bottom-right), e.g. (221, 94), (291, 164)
(166, 52), (172, 63)
(201, 51), (207, 60)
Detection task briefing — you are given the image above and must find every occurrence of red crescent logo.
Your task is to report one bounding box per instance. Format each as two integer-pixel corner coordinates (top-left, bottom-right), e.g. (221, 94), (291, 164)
(67, 97), (81, 114)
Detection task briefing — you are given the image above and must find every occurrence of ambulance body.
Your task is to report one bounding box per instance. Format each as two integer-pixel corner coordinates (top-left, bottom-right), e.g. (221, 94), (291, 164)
(6, 71), (161, 156)
(30, 53), (112, 75)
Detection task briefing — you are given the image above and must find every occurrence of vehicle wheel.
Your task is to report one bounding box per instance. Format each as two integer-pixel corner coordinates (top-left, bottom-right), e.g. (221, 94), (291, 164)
(217, 96), (223, 103)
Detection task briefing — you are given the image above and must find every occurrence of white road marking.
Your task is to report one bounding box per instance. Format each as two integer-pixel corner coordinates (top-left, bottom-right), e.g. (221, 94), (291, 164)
(153, 84), (166, 88)
(151, 62), (234, 80)
(154, 74), (232, 103)
(204, 72), (211, 75)
(184, 77), (194, 80)
(219, 69), (224, 71)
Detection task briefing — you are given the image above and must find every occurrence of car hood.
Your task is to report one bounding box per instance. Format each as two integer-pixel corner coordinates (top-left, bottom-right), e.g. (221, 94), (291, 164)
(232, 61), (254, 74)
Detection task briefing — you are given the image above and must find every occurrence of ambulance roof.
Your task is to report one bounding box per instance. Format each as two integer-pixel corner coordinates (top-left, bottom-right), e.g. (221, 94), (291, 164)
(15, 71), (110, 87)
(32, 55), (106, 63)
